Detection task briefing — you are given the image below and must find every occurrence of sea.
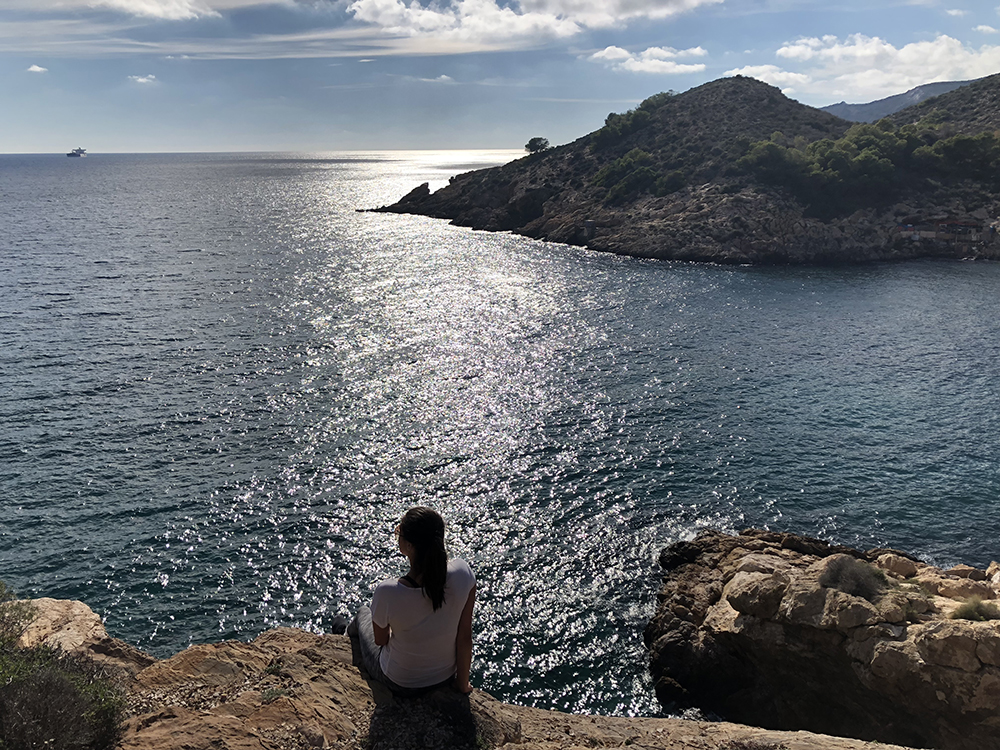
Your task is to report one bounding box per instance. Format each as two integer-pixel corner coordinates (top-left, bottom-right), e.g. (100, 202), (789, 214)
(2, 150), (999, 717)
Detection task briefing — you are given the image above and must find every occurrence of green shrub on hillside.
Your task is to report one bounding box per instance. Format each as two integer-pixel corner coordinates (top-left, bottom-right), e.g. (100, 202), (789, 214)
(656, 170), (686, 195)
(590, 92), (675, 151)
(913, 132), (1000, 181)
(637, 90), (677, 111)
(0, 583), (125, 750)
(0, 582), (35, 650)
(594, 148), (653, 187)
(737, 120), (1000, 217)
(606, 166), (659, 204)
(914, 108), (951, 129)
(593, 149), (666, 205)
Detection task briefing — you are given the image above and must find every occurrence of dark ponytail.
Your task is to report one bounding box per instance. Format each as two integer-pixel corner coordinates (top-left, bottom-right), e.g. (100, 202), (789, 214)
(399, 506), (448, 610)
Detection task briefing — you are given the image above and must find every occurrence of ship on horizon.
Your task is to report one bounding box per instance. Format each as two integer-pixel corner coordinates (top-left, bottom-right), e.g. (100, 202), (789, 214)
(66, 147), (86, 157)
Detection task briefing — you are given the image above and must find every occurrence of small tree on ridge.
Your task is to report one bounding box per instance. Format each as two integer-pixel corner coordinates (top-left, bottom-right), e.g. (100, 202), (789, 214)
(525, 137), (550, 153)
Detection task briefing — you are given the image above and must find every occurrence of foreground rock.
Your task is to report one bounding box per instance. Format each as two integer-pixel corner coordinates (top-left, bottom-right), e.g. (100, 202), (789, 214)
(21, 598), (919, 750)
(645, 529), (1000, 750)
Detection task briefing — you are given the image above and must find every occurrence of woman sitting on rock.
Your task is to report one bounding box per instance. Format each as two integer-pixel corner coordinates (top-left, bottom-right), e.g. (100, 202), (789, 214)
(349, 506), (476, 695)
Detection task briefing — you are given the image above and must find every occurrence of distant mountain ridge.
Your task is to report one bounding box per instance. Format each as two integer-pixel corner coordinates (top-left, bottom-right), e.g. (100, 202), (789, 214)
(821, 79), (976, 122)
(888, 73), (1000, 134)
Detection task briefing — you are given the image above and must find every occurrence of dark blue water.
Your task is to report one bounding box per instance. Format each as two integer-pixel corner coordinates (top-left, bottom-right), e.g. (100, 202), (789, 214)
(2, 152), (999, 716)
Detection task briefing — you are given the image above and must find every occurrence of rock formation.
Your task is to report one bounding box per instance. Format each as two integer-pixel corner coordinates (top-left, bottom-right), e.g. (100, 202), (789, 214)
(19, 597), (921, 750)
(372, 76), (1000, 265)
(645, 529), (1000, 750)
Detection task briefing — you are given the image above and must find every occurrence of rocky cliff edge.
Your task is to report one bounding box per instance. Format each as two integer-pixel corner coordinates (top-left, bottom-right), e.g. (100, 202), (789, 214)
(645, 529), (1000, 750)
(19, 596), (920, 750)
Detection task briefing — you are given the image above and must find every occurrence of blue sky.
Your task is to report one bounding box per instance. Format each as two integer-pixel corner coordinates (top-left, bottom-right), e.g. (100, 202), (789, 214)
(3, 0), (999, 152)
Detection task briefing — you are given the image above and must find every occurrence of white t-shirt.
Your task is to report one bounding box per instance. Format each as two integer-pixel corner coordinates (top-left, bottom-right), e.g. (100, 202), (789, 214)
(371, 558), (476, 688)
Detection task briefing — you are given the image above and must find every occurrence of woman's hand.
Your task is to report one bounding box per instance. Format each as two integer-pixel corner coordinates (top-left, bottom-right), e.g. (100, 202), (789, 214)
(454, 585), (476, 695)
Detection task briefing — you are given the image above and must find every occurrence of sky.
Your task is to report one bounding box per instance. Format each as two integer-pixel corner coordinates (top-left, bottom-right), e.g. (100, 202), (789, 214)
(2, 0), (1000, 152)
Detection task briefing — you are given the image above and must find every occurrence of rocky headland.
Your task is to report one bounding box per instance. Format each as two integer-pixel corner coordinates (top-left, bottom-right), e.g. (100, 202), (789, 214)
(373, 75), (1000, 265)
(16, 595), (924, 750)
(645, 529), (1000, 750)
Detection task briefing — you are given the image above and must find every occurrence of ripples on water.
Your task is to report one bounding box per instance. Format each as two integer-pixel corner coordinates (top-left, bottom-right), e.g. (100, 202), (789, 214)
(2, 151), (999, 715)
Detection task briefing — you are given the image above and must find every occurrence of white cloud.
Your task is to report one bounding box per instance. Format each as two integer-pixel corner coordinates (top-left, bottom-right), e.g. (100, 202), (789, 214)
(405, 73), (457, 82)
(643, 45), (707, 59)
(518, 0), (725, 28)
(26, 64), (48, 72)
(775, 34), (838, 61)
(347, 0), (581, 45)
(945, 8), (967, 16)
(723, 64), (810, 94)
(976, 24), (998, 33)
(96, 0), (219, 19)
(0, 0), (724, 59)
(128, 73), (158, 83)
(2, 0), (274, 18)
(591, 45), (632, 61)
(345, 0), (725, 50)
(742, 34), (1000, 103)
(589, 44), (708, 74)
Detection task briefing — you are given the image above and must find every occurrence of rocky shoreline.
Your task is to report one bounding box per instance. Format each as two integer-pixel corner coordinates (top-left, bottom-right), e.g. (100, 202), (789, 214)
(645, 529), (1000, 750)
(19, 595), (920, 750)
(376, 170), (1000, 266)
(16, 527), (1000, 750)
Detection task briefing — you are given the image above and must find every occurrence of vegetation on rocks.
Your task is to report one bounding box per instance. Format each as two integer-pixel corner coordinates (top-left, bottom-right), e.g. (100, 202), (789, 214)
(888, 73), (1000, 135)
(951, 596), (1000, 621)
(816, 554), (888, 602)
(0, 582), (125, 750)
(736, 118), (1000, 218)
(717, 741), (788, 750)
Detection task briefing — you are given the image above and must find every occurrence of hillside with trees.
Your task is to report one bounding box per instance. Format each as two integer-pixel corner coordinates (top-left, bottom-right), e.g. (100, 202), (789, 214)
(374, 75), (1000, 264)
(888, 73), (1000, 135)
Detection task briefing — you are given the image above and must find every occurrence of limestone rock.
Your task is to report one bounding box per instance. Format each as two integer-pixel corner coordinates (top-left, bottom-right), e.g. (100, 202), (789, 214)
(877, 553), (919, 579)
(925, 574), (996, 600)
(18, 597), (155, 678)
(123, 628), (380, 749)
(988, 561), (1000, 585)
(646, 528), (1000, 750)
(947, 564), (987, 581)
(725, 571), (788, 619)
(20, 597), (924, 750)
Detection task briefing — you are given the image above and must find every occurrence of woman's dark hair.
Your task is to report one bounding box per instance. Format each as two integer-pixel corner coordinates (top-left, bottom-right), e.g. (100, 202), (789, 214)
(399, 506), (448, 610)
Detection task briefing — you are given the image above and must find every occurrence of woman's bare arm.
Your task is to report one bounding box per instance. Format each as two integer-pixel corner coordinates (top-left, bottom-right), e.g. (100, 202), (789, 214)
(454, 585), (476, 693)
(373, 621), (390, 646)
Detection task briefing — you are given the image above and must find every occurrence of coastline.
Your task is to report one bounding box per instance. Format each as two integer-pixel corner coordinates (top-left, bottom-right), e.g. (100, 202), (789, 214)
(375, 172), (1000, 266)
(19, 596), (920, 750)
(11, 529), (1000, 749)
